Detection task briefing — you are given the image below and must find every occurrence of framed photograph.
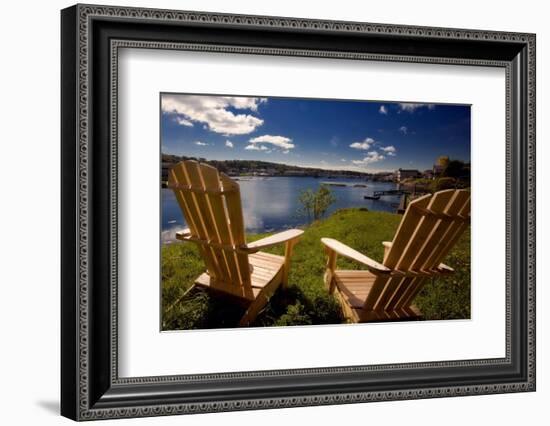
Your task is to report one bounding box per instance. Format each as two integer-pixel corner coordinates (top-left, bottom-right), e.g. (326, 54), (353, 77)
(61, 4), (536, 421)
(159, 94), (473, 330)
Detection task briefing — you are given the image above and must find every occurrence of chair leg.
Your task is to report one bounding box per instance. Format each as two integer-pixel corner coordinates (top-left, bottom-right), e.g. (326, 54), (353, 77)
(332, 286), (354, 322)
(238, 294), (269, 327)
(324, 270), (337, 294)
(324, 249), (337, 294)
(281, 241), (295, 289)
(238, 272), (282, 327)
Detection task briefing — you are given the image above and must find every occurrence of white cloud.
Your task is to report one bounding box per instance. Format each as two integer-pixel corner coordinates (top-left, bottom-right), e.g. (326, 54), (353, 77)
(176, 117), (193, 127)
(379, 105), (388, 115)
(248, 135), (295, 150)
(228, 97), (267, 111)
(282, 150), (290, 154)
(340, 158), (347, 162)
(352, 151), (385, 166)
(225, 140), (234, 148)
(161, 95), (267, 135)
(350, 137), (375, 150)
(380, 145), (397, 156)
(399, 126), (408, 135)
(398, 103), (435, 113)
(245, 144), (269, 151)
(194, 141), (208, 146)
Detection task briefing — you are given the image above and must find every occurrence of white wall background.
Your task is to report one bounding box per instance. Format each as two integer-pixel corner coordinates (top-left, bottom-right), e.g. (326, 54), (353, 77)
(0, 0), (546, 424)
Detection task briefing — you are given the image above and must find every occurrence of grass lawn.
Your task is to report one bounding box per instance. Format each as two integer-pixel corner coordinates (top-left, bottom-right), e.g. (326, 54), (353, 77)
(161, 208), (471, 330)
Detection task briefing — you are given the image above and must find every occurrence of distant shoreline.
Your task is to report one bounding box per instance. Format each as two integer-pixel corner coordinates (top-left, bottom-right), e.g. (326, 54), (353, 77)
(160, 174), (383, 189)
(161, 153), (397, 186)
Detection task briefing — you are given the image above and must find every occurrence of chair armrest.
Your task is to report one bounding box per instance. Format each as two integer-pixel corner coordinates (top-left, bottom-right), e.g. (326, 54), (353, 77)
(175, 228), (192, 241)
(240, 229), (304, 253)
(321, 238), (390, 274)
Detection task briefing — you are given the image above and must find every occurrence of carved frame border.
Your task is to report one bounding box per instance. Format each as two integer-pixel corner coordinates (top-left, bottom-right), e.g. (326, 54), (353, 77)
(61, 3), (535, 421)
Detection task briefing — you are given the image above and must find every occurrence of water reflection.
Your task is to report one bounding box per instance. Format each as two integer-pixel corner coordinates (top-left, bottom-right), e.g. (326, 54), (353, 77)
(161, 177), (399, 242)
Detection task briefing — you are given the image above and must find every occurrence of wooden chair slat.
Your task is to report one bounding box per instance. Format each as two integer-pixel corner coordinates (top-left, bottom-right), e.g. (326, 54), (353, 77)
(168, 166), (212, 275)
(384, 276), (414, 310)
(167, 166), (200, 236)
(428, 194), (471, 268)
(396, 189), (456, 271)
(397, 277), (427, 309)
(391, 276), (416, 309)
(384, 194), (431, 268)
(382, 190), (455, 311)
(200, 164), (242, 286)
(183, 161), (227, 281)
(362, 275), (390, 310)
(369, 192), (449, 311)
(219, 173), (251, 287)
(374, 276), (404, 311)
(414, 190), (470, 271)
(166, 182), (238, 195)
(169, 163), (220, 280)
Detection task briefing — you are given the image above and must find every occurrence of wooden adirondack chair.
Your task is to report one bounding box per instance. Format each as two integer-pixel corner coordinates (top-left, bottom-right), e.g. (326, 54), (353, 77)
(321, 189), (470, 323)
(167, 160), (304, 326)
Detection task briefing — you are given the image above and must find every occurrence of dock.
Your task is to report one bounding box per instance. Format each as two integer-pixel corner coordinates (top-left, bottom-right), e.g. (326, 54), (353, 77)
(372, 189), (408, 197)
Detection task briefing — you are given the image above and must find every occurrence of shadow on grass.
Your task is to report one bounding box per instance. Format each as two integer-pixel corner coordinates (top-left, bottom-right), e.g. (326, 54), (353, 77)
(162, 283), (344, 331)
(254, 284), (343, 327)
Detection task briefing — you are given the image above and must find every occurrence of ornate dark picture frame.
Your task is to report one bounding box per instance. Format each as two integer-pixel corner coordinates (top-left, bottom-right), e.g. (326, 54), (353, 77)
(61, 4), (536, 421)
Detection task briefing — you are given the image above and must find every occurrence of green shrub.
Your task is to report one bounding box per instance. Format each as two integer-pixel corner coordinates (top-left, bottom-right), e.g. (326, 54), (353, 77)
(298, 185), (337, 222)
(274, 302), (313, 326)
(431, 177), (457, 192)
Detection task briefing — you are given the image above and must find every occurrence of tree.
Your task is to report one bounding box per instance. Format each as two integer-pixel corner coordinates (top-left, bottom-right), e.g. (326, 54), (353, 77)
(298, 185), (336, 222)
(314, 185), (337, 220)
(442, 159), (467, 178)
(436, 155), (450, 168)
(298, 189), (315, 222)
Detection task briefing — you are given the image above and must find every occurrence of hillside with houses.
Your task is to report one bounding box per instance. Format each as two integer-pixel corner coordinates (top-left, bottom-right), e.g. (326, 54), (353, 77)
(161, 154), (470, 191)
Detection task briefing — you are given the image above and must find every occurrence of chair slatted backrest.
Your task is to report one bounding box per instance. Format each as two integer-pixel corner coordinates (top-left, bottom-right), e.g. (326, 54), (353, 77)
(364, 189), (471, 312)
(168, 160), (252, 295)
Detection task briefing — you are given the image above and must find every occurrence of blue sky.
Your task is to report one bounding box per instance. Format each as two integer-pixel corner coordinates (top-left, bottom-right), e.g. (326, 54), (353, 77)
(161, 94), (470, 173)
